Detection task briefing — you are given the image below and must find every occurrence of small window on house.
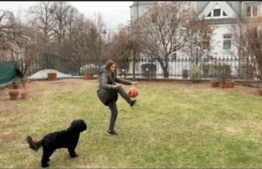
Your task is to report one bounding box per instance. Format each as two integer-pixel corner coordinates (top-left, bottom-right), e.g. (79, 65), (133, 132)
(175, 28), (180, 39)
(202, 33), (210, 50)
(172, 37), (176, 44)
(244, 4), (259, 18)
(223, 34), (232, 49)
(246, 6), (251, 17)
(202, 39), (210, 50)
(223, 11), (227, 16)
(171, 52), (177, 61)
(213, 9), (221, 17)
(253, 6), (258, 17)
(207, 12), (211, 17)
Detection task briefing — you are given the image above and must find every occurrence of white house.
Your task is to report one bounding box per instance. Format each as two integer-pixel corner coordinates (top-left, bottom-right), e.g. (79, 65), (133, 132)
(128, 1), (262, 79)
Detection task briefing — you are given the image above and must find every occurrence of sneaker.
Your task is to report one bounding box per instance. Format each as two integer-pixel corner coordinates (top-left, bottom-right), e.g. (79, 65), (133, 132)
(130, 99), (137, 107)
(107, 130), (118, 136)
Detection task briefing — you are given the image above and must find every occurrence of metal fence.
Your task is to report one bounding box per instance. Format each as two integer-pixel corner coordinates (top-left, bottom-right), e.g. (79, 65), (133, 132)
(1, 52), (257, 81)
(114, 56), (252, 81)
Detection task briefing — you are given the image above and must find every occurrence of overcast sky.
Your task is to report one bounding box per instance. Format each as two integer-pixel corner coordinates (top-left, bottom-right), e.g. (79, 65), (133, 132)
(0, 1), (133, 31)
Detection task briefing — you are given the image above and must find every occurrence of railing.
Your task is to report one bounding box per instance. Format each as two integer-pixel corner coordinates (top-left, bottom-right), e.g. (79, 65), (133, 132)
(0, 52), (258, 82)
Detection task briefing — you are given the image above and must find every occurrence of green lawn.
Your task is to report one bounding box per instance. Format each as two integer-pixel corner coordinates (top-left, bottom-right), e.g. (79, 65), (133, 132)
(1, 82), (262, 168)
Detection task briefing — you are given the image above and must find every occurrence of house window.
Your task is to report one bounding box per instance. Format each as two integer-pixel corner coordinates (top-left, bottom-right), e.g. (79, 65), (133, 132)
(246, 6), (251, 17)
(172, 28), (180, 45)
(202, 33), (210, 50)
(206, 7), (228, 18)
(253, 6), (258, 16)
(243, 2), (260, 18)
(223, 34), (231, 49)
(203, 39), (210, 50)
(213, 9), (221, 17)
(171, 52), (177, 61)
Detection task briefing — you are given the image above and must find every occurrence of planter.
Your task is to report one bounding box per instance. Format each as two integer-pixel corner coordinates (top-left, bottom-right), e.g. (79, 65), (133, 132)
(84, 72), (94, 80)
(14, 84), (20, 89)
(219, 81), (226, 89)
(9, 91), (20, 100)
(48, 73), (57, 81)
(211, 81), (219, 88)
(13, 81), (21, 89)
(21, 92), (28, 99)
(258, 88), (262, 96)
(226, 81), (234, 88)
(22, 81), (28, 88)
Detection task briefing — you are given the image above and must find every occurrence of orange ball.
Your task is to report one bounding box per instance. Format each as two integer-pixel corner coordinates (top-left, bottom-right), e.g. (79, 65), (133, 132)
(127, 88), (138, 98)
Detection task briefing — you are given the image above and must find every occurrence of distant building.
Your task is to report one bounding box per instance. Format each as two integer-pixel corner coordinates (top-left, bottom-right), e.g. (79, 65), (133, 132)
(128, 1), (262, 79)
(130, 1), (262, 57)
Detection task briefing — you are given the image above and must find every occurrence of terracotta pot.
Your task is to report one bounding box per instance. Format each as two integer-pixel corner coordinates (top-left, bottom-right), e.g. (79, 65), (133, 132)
(9, 91), (20, 100)
(13, 81), (21, 89)
(48, 73), (57, 81)
(211, 81), (219, 88)
(14, 84), (20, 89)
(22, 81), (28, 88)
(258, 88), (262, 96)
(21, 92), (28, 99)
(219, 81), (226, 89)
(84, 72), (94, 80)
(226, 81), (234, 88)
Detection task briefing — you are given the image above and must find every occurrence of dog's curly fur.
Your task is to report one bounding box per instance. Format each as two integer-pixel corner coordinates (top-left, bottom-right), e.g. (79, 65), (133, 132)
(26, 119), (87, 168)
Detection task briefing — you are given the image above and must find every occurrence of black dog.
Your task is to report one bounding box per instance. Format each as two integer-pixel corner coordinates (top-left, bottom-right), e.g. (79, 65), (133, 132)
(26, 119), (87, 168)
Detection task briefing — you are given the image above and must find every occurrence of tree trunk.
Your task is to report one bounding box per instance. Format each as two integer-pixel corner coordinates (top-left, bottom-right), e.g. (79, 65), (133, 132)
(158, 59), (169, 78)
(163, 69), (169, 78)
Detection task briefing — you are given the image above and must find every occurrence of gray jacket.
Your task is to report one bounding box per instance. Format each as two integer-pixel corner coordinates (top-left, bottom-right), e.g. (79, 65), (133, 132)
(97, 65), (132, 105)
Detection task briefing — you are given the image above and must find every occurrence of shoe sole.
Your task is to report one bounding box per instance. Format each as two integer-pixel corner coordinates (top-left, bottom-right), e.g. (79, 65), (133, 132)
(106, 132), (119, 136)
(130, 98), (138, 107)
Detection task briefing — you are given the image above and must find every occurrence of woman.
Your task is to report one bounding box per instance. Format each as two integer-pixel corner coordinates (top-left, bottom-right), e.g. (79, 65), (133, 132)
(97, 60), (138, 136)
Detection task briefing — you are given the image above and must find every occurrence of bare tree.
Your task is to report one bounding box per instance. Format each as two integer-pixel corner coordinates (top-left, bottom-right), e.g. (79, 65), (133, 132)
(26, 2), (56, 43)
(0, 9), (39, 79)
(66, 6), (79, 43)
(231, 17), (262, 82)
(52, 1), (71, 44)
(92, 12), (106, 58)
(102, 25), (133, 60)
(182, 12), (214, 67)
(129, 2), (192, 78)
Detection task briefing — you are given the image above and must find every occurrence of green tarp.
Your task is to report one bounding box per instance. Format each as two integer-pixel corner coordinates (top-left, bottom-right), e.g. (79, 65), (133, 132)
(0, 62), (16, 84)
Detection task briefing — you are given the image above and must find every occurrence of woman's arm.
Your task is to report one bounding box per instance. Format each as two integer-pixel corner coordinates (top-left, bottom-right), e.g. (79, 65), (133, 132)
(101, 73), (113, 89)
(115, 77), (138, 85)
(115, 77), (132, 85)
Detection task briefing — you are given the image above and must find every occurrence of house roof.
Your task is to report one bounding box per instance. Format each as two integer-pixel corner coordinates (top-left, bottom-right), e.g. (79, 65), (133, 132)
(199, 1), (237, 19)
(225, 1), (238, 15)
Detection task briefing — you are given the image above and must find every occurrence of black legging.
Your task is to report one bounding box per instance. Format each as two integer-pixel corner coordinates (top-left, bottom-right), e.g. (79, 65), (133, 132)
(107, 87), (131, 131)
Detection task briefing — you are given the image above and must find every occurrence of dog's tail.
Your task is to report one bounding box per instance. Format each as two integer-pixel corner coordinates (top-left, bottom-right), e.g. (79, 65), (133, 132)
(26, 136), (42, 151)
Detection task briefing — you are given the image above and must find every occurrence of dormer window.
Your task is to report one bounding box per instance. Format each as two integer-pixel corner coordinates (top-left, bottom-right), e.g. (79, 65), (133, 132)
(243, 1), (260, 18)
(213, 9), (221, 17)
(206, 4), (228, 18)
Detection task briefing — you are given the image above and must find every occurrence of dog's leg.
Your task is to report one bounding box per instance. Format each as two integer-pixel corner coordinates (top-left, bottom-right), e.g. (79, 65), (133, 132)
(68, 147), (78, 158)
(41, 148), (55, 168)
